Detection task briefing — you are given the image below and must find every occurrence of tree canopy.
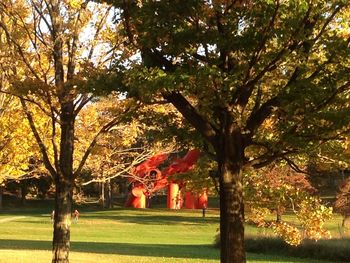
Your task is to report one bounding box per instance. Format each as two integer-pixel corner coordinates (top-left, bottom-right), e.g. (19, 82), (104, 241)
(0, 0), (123, 262)
(0, 1), (349, 262)
(109, 1), (350, 262)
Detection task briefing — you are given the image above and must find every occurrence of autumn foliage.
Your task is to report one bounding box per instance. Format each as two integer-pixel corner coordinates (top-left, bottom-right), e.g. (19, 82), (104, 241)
(245, 165), (332, 246)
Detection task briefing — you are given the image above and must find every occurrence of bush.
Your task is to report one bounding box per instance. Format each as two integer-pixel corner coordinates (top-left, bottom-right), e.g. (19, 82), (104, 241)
(214, 235), (350, 262)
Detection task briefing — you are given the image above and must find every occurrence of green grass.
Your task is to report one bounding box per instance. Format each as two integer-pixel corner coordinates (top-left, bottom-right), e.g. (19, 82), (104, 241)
(0, 204), (342, 263)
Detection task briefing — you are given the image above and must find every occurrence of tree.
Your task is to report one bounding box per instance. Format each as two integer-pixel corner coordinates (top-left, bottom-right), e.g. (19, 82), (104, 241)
(75, 96), (145, 207)
(78, 98), (186, 207)
(335, 177), (350, 227)
(0, 95), (22, 208)
(303, 139), (350, 228)
(0, 14), (42, 208)
(0, 94), (41, 208)
(110, 1), (350, 262)
(0, 1), (124, 262)
(245, 164), (332, 246)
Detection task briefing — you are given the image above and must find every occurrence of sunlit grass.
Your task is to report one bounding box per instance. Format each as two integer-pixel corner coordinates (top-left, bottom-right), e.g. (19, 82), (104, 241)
(0, 250), (334, 263)
(0, 205), (343, 263)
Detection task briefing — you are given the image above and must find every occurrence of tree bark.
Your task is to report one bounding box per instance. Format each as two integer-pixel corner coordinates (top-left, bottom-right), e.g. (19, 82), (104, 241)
(107, 179), (112, 209)
(101, 181), (105, 208)
(165, 91), (247, 262)
(20, 181), (27, 205)
(217, 124), (246, 263)
(52, 178), (73, 263)
(52, 101), (75, 263)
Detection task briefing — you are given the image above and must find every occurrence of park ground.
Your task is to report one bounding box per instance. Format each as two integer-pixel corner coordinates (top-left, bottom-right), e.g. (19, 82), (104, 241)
(0, 201), (349, 263)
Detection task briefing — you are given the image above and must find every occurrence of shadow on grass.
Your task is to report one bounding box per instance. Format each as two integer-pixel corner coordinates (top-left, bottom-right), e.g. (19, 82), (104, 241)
(246, 237), (350, 262)
(0, 239), (219, 260)
(79, 207), (219, 225)
(0, 239), (331, 263)
(82, 214), (219, 225)
(246, 253), (329, 263)
(2, 207), (220, 226)
(13, 214), (219, 226)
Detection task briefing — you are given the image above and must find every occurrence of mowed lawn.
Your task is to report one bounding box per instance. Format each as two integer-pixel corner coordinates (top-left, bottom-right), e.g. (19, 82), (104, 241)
(0, 206), (337, 263)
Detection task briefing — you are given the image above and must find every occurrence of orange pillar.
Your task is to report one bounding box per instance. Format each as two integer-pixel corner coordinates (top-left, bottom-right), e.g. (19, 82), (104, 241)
(132, 192), (146, 208)
(125, 186), (146, 208)
(167, 183), (182, 209)
(197, 190), (208, 209)
(185, 191), (196, 209)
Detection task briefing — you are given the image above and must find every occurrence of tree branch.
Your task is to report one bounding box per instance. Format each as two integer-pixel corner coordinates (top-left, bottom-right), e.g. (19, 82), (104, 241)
(162, 91), (218, 148)
(0, 19), (43, 81)
(245, 96), (279, 135)
(244, 1), (280, 83)
(282, 156), (310, 175)
(87, 5), (112, 61)
(20, 98), (57, 178)
(29, 0), (53, 35)
(73, 94), (93, 116)
(248, 149), (298, 169)
(121, 0), (137, 47)
(234, 4), (314, 108)
(312, 4), (343, 44)
(81, 148), (157, 186)
(73, 105), (133, 178)
(314, 80), (350, 111)
(0, 89), (58, 121)
(47, 92), (60, 172)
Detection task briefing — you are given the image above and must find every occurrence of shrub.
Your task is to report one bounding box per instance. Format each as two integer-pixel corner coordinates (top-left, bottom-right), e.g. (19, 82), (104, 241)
(214, 236), (350, 262)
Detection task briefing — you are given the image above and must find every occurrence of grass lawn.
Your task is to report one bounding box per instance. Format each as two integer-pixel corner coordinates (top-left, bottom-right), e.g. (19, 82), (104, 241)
(0, 204), (342, 263)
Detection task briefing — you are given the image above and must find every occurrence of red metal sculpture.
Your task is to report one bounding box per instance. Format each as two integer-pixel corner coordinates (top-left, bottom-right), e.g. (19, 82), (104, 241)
(125, 149), (208, 209)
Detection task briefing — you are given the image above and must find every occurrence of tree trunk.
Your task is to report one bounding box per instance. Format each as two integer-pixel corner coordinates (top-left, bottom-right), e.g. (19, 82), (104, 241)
(101, 181), (105, 208)
(164, 87), (247, 262)
(342, 213), (350, 228)
(52, 101), (75, 263)
(217, 125), (246, 263)
(21, 181), (27, 206)
(52, 178), (73, 263)
(219, 165), (245, 263)
(276, 204), (283, 222)
(107, 179), (112, 209)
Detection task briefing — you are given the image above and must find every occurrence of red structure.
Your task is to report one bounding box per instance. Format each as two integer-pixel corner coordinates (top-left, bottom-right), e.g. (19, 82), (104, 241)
(125, 149), (208, 209)
(184, 190), (208, 209)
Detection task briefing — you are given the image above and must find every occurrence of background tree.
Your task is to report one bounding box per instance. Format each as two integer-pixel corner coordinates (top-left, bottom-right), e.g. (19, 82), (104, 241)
(0, 10), (39, 208)
(0, 1), (124, 262)
(173, 155), (218, 195)
(245, 164), (332, 246)
(75, 95), (144, 207)
(0, 95), (29, 208)
(335, 178), (350, 228)
(79, 98), (188, 207)
(0, 94), (47, 208)
(110, 1), (350, 262)
(302, 139), (350, 229)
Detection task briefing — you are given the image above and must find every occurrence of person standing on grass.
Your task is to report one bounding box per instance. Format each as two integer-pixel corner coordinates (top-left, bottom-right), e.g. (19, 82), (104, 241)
(73, 209), (80, 223)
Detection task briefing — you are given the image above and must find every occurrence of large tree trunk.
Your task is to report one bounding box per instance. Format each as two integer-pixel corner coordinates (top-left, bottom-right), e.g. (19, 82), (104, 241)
(218, 125), (246, 263)
(165, 92), (247, 262)
(52, 178), (73, 263)
(52, 101), (75, 263)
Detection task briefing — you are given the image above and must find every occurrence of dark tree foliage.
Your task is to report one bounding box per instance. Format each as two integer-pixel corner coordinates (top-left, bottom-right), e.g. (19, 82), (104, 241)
(112, 1), (350, 262)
